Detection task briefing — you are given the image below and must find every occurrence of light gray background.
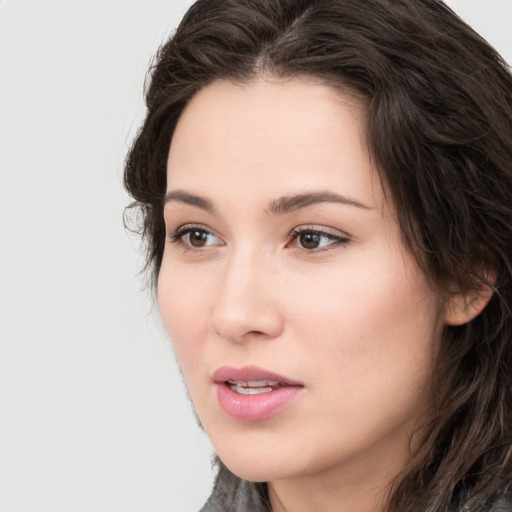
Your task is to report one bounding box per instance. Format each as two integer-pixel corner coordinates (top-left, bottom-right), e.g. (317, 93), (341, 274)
(0, 1), (510, 511)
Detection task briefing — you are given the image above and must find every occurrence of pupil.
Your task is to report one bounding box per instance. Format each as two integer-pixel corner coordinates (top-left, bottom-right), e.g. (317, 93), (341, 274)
(300, 232), (320, 249)
(190, 230), (207, 247)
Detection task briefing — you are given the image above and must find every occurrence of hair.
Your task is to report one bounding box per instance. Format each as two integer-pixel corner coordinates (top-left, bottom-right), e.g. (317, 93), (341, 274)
(124, 0), (512, 510)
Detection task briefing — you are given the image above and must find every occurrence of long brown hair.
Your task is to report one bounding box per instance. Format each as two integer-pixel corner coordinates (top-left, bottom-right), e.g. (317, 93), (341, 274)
(124, 0), (512, 510)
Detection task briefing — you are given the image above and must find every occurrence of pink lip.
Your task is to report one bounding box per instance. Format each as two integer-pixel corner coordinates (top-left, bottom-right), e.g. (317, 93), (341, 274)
(212, 365), (304, 422)
(212, 365), (303, 385)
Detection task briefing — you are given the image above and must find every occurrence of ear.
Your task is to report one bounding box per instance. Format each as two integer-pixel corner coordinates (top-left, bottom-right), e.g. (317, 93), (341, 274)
(444, 275), (495, 326)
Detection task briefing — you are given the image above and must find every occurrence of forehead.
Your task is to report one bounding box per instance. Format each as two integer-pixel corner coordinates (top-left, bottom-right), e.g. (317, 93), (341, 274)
(166, 78), (383, 211)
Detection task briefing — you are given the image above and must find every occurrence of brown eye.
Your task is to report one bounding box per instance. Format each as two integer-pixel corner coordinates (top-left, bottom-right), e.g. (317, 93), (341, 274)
(299, 232), (321, 249)
(188, 230), (209, 247)
(289, 228), (349, 251)
(170, 226), (221, 249)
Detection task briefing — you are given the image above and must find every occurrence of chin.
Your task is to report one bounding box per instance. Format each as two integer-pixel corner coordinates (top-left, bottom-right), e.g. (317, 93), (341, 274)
(221, 457), (287, 483)
(213, 440), (308, 483)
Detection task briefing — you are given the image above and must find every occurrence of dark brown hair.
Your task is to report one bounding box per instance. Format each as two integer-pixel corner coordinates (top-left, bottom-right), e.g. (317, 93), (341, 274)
(124, 0), (512, 510)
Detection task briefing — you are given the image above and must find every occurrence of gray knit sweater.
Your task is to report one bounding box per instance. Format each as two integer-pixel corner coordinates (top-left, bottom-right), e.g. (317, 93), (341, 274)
(200, 463), (269, 512)
(199, 463), (512, 512)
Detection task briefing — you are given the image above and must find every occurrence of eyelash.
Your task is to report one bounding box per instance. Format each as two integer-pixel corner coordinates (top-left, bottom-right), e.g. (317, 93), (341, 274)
(168, 225), (350, 252)
(288, 227), (350, 251)
(169, 225), (221, 250)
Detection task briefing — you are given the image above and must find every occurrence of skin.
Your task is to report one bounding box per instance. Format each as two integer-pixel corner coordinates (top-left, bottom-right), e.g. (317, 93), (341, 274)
(158, 78), (456, 512)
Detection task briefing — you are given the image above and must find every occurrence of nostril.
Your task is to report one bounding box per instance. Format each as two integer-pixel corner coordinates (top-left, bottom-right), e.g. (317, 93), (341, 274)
(210, 295), (284, 343)
(214, 328), (271, 343)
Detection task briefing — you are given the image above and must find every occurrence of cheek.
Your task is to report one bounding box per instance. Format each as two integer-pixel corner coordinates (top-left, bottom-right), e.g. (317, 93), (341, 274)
(157, 263), (212, 370)
(284, 255), (441, 393)
(286, 267), (406, 341)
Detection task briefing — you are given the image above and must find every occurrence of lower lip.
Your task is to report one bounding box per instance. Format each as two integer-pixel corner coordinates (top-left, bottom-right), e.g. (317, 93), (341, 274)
(215, 383), (303, 422)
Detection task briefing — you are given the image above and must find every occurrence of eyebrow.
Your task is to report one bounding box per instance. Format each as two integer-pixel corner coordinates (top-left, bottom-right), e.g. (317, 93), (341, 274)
(163, 189), (370, 215)
(267, 191), (370, 215)
(163, 190), (215, 213)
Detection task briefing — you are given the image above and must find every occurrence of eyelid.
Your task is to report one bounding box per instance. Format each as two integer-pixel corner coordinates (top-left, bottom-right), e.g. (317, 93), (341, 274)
(166, 222), (349, 252)
(287, 225), (350, 250)
(168, 223), (224, 248)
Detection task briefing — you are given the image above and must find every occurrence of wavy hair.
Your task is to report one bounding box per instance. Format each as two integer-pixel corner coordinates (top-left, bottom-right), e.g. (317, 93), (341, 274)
(124, 0), (512, 510)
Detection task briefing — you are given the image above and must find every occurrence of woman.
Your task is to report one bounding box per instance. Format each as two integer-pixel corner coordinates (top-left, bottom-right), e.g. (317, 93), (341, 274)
(124, 0), (512, 510)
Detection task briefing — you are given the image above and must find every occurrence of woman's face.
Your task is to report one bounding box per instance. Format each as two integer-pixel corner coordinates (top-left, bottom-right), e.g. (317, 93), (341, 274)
(159, 78), (448, 486)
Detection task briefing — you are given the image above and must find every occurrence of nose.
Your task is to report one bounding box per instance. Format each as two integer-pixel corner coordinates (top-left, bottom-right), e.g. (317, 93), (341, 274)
(210, 249), (284, 344)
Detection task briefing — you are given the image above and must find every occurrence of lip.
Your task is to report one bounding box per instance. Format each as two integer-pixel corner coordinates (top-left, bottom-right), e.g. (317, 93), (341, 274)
(212, 365), (303, 386)
(212, 365), (304, 422)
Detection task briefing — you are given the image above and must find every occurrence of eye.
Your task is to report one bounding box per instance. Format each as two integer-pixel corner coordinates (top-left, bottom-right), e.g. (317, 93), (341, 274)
(288, 227), (349, 251)
(170, 225), (223, 249)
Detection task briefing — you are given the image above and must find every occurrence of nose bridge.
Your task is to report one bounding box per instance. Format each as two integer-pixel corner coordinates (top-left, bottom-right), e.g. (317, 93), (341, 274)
(210, 245), (283, 343)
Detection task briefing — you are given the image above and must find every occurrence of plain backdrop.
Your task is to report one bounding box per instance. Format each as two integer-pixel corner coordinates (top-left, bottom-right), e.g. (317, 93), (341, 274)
(0, 1), (511, 511)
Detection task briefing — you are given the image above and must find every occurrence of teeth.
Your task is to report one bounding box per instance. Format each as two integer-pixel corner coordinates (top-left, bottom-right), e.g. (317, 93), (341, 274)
(227, 379), (284, 395)
(231, 385), (274, 395)
(227, 379), (280, 387)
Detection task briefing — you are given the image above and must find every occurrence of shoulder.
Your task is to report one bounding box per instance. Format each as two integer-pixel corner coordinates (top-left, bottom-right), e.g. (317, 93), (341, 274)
(487, 496), (512, 512)
(199, 461), (270, 512)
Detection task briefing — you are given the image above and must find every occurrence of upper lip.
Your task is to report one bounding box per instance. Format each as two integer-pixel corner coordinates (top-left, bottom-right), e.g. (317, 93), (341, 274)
(212, 365), (303, 386)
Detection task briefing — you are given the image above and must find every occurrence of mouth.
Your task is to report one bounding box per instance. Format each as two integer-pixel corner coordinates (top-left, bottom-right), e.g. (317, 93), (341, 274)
(212, 365), (304, 421)
(213, 364), (303, 389)
(226, 379), (290, 395)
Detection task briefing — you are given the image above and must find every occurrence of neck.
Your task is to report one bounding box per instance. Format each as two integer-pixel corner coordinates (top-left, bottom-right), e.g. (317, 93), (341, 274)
(266, 446), (408, 512)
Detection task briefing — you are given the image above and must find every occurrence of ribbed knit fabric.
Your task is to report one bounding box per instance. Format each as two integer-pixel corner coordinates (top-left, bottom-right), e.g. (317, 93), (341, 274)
(199, 462), (512, 512)
(199, 462), (269, 512)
